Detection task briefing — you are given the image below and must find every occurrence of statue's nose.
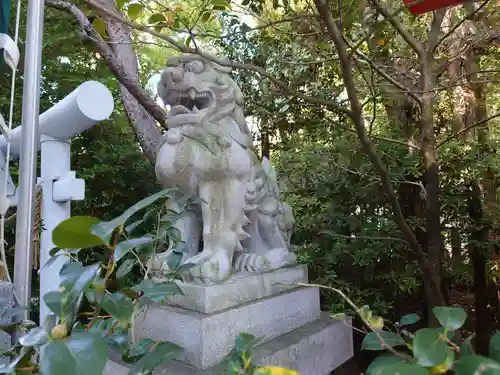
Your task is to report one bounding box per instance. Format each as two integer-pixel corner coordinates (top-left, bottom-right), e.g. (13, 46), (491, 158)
(183, 71), (197, 88)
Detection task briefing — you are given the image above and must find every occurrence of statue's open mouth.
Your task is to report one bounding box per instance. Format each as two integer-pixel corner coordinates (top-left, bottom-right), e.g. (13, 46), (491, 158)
(166, 89), (213, 118)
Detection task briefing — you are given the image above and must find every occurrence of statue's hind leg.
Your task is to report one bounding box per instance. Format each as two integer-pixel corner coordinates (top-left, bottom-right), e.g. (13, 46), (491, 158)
(186, 178), (248, 284)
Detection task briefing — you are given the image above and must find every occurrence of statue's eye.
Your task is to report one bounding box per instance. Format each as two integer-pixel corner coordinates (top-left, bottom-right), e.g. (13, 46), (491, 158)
(185, 60), (204, 73)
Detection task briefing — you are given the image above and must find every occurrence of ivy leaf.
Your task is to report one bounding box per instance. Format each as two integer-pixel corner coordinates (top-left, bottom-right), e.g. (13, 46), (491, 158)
(453, 355), (500, 375)
(128, 341), (182, 375)
(116, 259), (136, 279)
(52, 216), (105, 249)
(114, 236), (154, 262)
(40, 332), (108, 375)
(412, 328), (451, 367)
(91, 189), (172, 244)
(361, 331), (406, 351)
(432, 306), (467, 331)
(399, 313), (420, 327)
(128, 3), (145, 21)
(101, 292), (134, 328)
(490, 332), (500, 362)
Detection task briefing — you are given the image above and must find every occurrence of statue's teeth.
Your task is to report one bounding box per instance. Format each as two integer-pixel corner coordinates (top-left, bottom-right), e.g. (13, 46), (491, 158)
(193, 105), (199, 113)
(189, 88), (196, 100)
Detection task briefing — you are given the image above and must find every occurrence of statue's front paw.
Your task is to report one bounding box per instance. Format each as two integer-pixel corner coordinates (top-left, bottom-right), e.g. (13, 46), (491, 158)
(185, 249), (232, 285)
(263, 248), (297, 271)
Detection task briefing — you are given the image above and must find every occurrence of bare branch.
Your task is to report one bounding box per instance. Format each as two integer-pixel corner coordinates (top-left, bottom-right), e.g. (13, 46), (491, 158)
(427, 9), (446, 51)
(343, 36), (422, 105)
(82, 0), (352, 116)
(46, 0), (169, 131)
(437, 112), (500, 148)
(433, 0), (491, 52)
(372, 0), (424, 57)
(314, 0), (423, 257)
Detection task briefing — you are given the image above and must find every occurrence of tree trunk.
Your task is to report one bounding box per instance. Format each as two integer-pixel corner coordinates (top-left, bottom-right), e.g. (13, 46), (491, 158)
(96, 0), (162, 164)
(420, 53), (446, 325)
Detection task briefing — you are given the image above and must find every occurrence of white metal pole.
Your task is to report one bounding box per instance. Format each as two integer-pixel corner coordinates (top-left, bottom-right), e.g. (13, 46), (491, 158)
(13, 0), (45, 318)
(38, 136), (71, 324)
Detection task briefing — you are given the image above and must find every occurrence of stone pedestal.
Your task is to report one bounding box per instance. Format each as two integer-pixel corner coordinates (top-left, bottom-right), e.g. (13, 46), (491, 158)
(105, 265), (353, 375)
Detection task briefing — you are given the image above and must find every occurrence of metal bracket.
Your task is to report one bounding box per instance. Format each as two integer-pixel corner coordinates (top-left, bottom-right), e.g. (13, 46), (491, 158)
(52, 171), (85, 203)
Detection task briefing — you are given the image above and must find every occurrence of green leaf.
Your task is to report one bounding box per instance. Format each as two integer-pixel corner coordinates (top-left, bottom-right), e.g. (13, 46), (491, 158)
(114, 236), (154, 262)
(234, 333), (258, 353)
(371, 362), (430, 375)
(133, 280), (183, 302)
(125, 220), (144, 235)
(92, 18), (107, 38)
(128, 338), (155, 358)
(42, 254), (66, 270)
(412, 328), (451, 367)
(454, 355), (500, 375)
(366, 355), (405, 375)
(52, 216), (105, 249)
(461, 334), (475, 357)
(490, 332), (500, 362)
(128, 341), (182, 375)
(101, 292), (134, 328)
(91, 189), (172, 244)
(116, 259), (136, 279)
(19, 326), (49, 347)
(117, 0), (128, 10)
(166, 250), (183, 270)
(432, 306), (467, 331)
(148, 13), (166, 24)
(43, 291), (63, 317)
(59, 263), (100, 322)
(49, 247), (61, 257)
(361, 331), (406, 351)
(128, 3), (145, 21)
(40, 332), (108, 375)
(399, 313), (420, 327)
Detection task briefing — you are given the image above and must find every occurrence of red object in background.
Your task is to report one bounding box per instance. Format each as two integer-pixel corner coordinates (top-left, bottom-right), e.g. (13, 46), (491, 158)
(403, 0), (469, 15)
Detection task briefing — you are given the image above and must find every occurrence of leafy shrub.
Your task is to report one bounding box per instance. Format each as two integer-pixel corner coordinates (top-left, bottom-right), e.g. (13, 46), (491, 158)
(0, 190), (300, 375)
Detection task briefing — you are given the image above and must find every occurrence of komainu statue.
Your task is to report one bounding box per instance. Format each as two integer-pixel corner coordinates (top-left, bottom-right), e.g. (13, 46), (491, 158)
(148, 54), (296, 284)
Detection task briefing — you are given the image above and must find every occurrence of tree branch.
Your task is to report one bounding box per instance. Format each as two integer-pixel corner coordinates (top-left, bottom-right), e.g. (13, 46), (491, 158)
(432, 0), (491, 52)
(437, 112), (500, 148)
(427, 9), (446, 51)
(313, 0), (423, 257)
(46, 0), (169, 131)
(82, 0), (353, 117)
(372, 0), (424, 57)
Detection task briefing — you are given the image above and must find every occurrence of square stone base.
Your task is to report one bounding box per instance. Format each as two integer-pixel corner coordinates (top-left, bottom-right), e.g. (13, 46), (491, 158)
(166, 265), (309, 314)
(135, 287), (321, 369)
(106, 267), (353, 375)
(106, 314), (353, 375)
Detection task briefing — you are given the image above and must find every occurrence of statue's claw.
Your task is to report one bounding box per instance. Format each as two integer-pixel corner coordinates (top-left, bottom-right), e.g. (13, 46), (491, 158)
(185, 249), (232, 285)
